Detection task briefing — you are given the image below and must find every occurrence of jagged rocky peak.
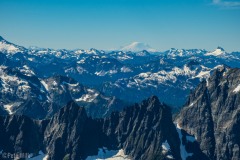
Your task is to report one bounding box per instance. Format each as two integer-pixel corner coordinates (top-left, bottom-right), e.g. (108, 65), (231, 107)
(53, 101), (87, 121)
(176, 66), (240, 160)
(205, 46), (226, 56)
(216, 46), (225, 51)
(140, 95), (163, 110)
(99, 96), (182, 160)
(44, 101), (90, 159)
(0, 114), (45, 154)
(0, 97), (183, 160)
(43, 96), (181, 160)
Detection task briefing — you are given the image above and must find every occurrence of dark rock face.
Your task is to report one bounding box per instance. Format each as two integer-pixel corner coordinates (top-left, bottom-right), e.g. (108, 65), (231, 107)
(0, 115), (45, 155)
(102, 96), (181, 160)
(43, 101), (105, 160)
(0, 105), (7, 115)
(0, 97), (181, 160)
(176, 66), (240, 160)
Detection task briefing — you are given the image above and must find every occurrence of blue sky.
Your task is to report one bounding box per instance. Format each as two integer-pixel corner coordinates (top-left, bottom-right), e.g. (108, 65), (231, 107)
(0, 0), (240, 52)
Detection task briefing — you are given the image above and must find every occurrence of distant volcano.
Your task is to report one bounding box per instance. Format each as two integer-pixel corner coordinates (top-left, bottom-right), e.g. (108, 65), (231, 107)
(120, 42), (157, 52)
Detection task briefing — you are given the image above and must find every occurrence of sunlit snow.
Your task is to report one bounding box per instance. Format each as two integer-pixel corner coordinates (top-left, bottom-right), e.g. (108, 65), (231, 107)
(120, 42), (157, 52)
(176, 123), (194, 160)
(40, 80), (49, 91)
(75, 89), (99, 102)
(86, 148), (131, 160)
(0, 41), (20, 53)
(233, 84), (240, 93)
(3, 104), (14, 115)
(205, 47), (225, 56)
(28, 151), (48, 160)
(162, 140), (171, 151)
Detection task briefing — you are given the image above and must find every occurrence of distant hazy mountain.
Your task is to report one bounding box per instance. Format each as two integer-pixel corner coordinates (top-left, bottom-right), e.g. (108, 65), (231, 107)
(120, 42), (158, 52)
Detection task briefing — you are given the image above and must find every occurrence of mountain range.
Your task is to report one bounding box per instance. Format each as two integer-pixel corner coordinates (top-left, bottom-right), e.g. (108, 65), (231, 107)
(0, 66), (239, 160)
(0, 36), (240, 160)
(0, 36), (240, 112)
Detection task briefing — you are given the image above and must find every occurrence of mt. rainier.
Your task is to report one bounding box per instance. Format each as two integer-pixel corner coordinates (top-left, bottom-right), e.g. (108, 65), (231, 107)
(120, 42), (158, 52)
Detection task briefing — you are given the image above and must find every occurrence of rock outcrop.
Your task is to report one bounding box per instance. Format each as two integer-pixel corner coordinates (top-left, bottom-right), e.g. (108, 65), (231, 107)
(176, 66), (240, 160)
(0, 97), (181, 160)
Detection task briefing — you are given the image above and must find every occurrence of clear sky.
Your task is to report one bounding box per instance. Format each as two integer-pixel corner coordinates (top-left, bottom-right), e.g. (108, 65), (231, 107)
(0, 0), (240, 52)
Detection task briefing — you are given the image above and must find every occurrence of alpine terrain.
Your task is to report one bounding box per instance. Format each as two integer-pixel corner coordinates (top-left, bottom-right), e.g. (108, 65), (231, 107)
(0, 36), (239, 160)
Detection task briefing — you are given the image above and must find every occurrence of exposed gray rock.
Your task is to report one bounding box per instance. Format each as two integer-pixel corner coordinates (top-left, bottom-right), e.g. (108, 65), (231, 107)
(0, 97), (181, 160)
(176, 66), (240, 160)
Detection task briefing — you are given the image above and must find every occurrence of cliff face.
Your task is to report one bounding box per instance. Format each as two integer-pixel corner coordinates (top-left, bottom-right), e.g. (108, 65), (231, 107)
(102, 96), (181, 160)
(0, 97), (181, 160)
(43, 97), (181, 160)
(176, 66), (240, 160)
(0, 115), (45, 154)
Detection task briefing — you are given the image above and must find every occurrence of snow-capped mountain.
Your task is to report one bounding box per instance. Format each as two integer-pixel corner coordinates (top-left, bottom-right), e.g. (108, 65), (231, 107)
(0, 65), (127, 119)
(205, 46), (226, 56)
(0, 36), (25, 54)
(0, 36), (240, 160)
(1, 66), (240, 160)
(120, 42), (158, 52)
(0, 36), (240, 109)
(164, 48), (206, 57)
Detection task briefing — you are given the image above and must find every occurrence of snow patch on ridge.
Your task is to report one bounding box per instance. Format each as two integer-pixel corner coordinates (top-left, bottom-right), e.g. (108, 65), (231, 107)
(233, 84), (240, 93)
(3, 104), (14, 115)
(161, 140), (174, 159)
(75, 89), (99, 102)
(86, 148), (131, 160)
(176, 123), (194, 160)
(62, 81), (79, 87)
(28, 151), (48, 160)
(205, 47), (225, 56)
(195, 70), (210, 79)
(95, 70), (118, 76)
(120, 67), (132, 73)
(162, 140), (171, 152)
(0, 41), (20, 54)
(20, 65), (36, 76)
(40, 80), (49, 91)
(0, 71), (31, 94)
